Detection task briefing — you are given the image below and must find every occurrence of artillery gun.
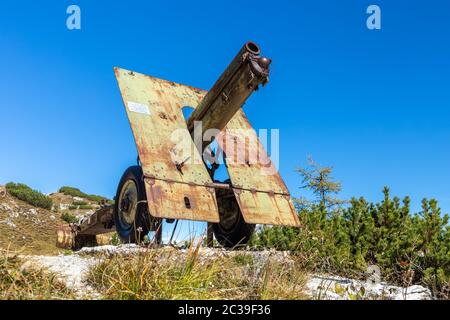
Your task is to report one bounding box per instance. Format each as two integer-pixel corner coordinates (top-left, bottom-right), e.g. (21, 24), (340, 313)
(57, 41), (300, 250)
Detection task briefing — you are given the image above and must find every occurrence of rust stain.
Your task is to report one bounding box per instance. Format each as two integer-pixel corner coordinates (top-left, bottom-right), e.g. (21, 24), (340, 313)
(114, 66), (297, 227)
(217, 108), (300, 227)
(114, 67), (219, 222)
(144, 178), (219, 222)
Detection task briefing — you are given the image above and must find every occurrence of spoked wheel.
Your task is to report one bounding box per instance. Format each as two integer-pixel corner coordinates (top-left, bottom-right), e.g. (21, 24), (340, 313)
(113, 166), (162, 244)
(212, 181), (255, 248)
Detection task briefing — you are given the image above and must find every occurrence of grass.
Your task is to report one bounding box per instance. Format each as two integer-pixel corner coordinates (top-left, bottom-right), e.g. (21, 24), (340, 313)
(72, 200), (88, 206)
(69, 204), (93, 210)
(87, 243), (308, 300)
(0, 188), (64, 255)
(0, 248), (75, 299)
(5, 182), (53, 210)
(61, 211), (78, 224)
(58, 186), (108, 204)
(233, 253), (254, 266)
(70, 200), (93, 210)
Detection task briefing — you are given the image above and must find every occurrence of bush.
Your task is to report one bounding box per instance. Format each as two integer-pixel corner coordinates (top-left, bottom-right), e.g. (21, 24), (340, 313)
(251, 188), (450, 298)
(72, 200), (88, 206)
(250, 159), (449, 298)
(61, 212), (78, 224)
(110, 233), (121, 246)
(5, 182), (53, 210)
(58, 186), (108, 204)
(413, 199), (450, 298)
(68, 204), (93, 210)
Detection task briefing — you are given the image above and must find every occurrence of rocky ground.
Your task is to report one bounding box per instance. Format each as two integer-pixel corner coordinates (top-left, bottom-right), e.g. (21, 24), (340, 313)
(48, 192), (100, 219)
(23, 244), (432, 300)
(0, 185), (111, 254)
(0, 185), (433, 300)
(0, 185), (63, 254)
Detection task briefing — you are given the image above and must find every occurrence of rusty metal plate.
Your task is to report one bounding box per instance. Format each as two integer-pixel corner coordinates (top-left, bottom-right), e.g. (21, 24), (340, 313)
(114, 67), (219, 222)
(218, 109), (300, 226)
(145, 178), (219, 222)
(234, 190), (299, 227)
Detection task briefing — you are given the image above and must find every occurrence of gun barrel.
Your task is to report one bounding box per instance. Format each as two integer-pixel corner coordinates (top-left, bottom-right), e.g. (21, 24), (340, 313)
(187, 41), (271, 150)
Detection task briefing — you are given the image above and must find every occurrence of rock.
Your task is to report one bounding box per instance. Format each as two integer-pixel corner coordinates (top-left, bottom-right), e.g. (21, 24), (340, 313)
(19, 260), (37, 273)
(28, 254), (101, 298)
(0, 218), (16, 228)
(0, 185), (6, 196)
(78, 244), (143, 256)
(305, 274), (432, 300)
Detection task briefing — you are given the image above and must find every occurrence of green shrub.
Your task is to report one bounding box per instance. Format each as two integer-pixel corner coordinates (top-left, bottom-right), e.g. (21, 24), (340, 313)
(413, 199), (450, 298)
(5, 182), (53, 209)
(110, 233), (121, 246)
(250, 158), (450, 299)
(72, 200), (88, 206)
(61, 212), (78, 224)
(68, 200), (93, 210)
(58, 186), (108, 204)
(252, 188), (450, 297)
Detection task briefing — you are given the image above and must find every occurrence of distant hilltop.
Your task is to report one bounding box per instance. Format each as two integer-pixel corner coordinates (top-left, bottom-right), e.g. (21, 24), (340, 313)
(0, 183), (112, 254)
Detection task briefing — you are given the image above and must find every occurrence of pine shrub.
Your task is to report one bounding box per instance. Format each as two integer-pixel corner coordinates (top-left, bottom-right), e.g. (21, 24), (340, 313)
(5, 182), (53, 210)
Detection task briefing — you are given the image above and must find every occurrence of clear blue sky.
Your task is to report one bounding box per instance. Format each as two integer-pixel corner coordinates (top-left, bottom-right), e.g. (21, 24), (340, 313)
(1, 1), (449, 240)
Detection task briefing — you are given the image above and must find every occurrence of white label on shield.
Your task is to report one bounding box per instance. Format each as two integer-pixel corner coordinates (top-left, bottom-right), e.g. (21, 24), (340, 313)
(127, 101), (150, 115)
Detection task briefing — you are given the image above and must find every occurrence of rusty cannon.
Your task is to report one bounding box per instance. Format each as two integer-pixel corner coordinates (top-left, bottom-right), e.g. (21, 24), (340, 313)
(57, 41), (300, 250)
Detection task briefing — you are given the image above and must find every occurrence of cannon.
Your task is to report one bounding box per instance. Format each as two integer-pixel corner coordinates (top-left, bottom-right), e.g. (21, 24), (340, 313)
(56, 41), (300, 250)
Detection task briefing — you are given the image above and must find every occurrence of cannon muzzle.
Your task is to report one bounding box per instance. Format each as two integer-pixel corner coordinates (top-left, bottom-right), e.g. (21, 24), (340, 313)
(187, 41), (271, 150)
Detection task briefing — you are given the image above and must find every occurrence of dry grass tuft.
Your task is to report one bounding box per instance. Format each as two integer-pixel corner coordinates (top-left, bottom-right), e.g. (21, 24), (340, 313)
(0, 247), (75, 300)
(87, 243), (308, 300)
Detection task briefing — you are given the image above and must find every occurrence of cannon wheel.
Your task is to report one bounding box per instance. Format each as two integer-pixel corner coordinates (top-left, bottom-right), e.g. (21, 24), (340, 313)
(113, 166), (162, 244)
(212, 182), (255, 248)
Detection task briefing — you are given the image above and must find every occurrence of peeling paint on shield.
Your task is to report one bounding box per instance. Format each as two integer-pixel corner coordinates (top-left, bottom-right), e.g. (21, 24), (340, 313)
(218, 109), (300, 227)
(114, 67), (219, 222)
(114, 67), (299, 227)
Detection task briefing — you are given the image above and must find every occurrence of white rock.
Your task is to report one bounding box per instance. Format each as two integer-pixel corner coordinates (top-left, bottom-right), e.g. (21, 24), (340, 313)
(28, 254), (101, 298)
(0, 218), (16, 228)
(305, 274), (432, 300)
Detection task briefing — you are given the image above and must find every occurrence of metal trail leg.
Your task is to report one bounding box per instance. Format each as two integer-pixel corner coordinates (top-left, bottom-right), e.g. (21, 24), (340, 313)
(206, 222), (214, 247)
(169, 219), (179, 245)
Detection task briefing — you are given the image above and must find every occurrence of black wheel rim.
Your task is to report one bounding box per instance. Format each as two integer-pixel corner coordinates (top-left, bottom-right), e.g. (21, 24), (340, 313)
(117, 179), (138, 234)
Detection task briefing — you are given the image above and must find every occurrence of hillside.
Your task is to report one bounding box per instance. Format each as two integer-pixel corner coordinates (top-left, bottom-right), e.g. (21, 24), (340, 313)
(0, 185), (63, 254)
(0, 185), (111, 255)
